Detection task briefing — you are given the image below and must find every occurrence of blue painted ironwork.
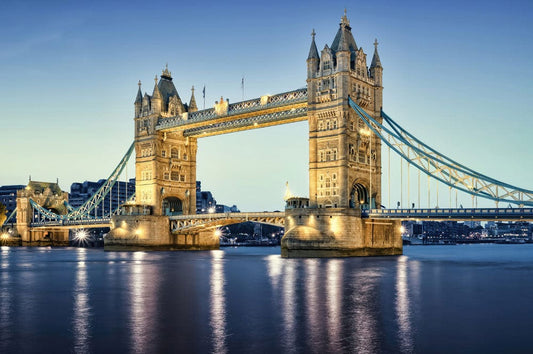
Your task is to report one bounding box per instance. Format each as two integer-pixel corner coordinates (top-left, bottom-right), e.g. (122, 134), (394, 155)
(156, 88), (308, 130)
(2, 208), (17, 226)
(28, 143), (135, 225)
(364, 208), (533, 221)
(183, 106), (308, 137)
(348, 97), (533, 207)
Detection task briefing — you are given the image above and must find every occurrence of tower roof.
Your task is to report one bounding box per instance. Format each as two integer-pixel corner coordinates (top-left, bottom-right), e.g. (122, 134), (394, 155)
(307, 29), (320, 60)
(189, 86), (198, 112)
(330, 10), (358, 54)
(135, 80), (142, 104)
(370, 39), (382, 68)
(152, 75), (162, 99)
(157, 66), (182, 106)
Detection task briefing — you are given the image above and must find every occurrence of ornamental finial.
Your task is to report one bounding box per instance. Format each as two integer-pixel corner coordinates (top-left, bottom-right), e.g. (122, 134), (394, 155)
(374, 38), (379, 49)
(154, 75), (158, 84)
(341, 9), (349, 26)
(311, 29), (316, 39)
(138, 80), (141, 88)
(162, 63), (172, 78)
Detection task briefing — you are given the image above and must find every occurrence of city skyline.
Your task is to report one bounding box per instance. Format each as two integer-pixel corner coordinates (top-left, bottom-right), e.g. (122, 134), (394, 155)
(1, 0), (532, 211)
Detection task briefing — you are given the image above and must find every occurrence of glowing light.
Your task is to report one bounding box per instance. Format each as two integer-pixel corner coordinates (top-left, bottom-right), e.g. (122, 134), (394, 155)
(214, 229), (222, 237)
(359, 128), (371, 136)
(208, 207), (215, 214)
(73, 229), (90, 245)
(400, 226), (406, 234)
(1, 233), (9, 240)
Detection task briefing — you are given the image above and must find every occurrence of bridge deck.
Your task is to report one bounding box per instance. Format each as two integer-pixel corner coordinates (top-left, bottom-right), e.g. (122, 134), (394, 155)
(366, 208), (533, 221)
(169, 212), (285, 232)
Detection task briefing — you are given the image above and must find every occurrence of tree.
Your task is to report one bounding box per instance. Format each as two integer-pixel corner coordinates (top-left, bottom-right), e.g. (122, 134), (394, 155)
(0, 202), (6, 226)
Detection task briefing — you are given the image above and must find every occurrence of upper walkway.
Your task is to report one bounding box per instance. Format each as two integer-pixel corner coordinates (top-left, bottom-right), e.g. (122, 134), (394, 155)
(156, 88), (308, 137)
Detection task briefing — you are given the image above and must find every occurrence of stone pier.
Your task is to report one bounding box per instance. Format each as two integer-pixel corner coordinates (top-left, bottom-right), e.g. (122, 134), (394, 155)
(281, 207), (402, 257)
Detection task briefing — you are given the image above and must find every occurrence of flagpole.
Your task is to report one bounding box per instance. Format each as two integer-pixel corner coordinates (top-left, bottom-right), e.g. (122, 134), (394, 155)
(202, 85), (206, 109)
(241, 76), (244, 101)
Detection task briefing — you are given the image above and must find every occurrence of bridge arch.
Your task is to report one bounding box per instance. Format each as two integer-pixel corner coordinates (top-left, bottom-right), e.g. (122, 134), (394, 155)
(162, 197), (183, 216)
(350, 180), (369, 209)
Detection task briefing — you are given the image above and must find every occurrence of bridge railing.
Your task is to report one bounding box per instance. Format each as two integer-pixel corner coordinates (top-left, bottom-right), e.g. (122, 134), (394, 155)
(365, 208), (533, 219)
(157, 88), (307, 130)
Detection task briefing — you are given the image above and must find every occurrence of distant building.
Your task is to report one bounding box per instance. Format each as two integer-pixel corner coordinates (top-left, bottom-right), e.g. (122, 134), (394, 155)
(196, 181), (216, 213)
(196, 181), (239, 214)
(0, 185), (25, 215)
(69, 179), (135, 216)
(215, 204), (240, 213)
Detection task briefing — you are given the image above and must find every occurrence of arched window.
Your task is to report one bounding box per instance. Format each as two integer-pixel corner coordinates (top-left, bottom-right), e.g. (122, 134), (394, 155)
(171, 171), (179, 181)
(171, 148), (179, 159)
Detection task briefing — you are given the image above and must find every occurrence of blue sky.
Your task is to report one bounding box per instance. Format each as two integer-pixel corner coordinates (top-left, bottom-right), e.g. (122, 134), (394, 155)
(1, 0), (532, 210)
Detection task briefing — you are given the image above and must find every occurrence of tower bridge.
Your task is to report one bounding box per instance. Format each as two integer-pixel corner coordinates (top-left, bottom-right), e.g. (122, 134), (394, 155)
(5, 12), (533, 255)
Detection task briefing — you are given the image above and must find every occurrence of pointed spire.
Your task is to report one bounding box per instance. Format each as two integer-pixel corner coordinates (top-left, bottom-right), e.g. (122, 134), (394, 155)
(189, 86), (198, 112)
(331, 10), (357, 53)
(307, 29), (320, 60)
(371, 38), (382, 68)
(152, 75), (162, 99)
(134, 80), (143, 104)
(337, 26), (350, 52)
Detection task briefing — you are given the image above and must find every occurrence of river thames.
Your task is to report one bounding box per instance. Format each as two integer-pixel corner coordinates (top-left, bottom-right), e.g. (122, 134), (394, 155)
(1, 244), (533, 353)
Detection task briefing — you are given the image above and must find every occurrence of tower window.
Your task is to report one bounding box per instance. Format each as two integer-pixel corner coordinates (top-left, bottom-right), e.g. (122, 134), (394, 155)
(171, 148), (179, 159)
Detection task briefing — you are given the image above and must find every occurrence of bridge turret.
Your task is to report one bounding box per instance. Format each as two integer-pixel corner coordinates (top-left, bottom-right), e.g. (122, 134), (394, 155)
(134, 80), (142, 118)
(370, 39), (383, 113)
(307, 29), (320, 79)
(370, 39), (382, 86)
(151, 75), (162, 114)
(189, 86), (198, 113)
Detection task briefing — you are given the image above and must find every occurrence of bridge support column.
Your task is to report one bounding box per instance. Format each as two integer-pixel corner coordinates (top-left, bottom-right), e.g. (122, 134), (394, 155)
(105, 215), (219, 250)
(281, 208), (402, 257)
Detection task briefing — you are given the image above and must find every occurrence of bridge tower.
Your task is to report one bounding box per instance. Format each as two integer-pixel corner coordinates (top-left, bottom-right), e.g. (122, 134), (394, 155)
(133, 67), (197, 216)
(16, 181), (70, 246)
(282, 12), (401, 257)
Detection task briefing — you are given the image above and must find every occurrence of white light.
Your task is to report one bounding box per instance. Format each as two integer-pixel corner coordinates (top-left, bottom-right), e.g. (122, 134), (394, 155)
(208, 207), (215, 214)
(74, 229), (89, 242)
(214, 229), (222, 237)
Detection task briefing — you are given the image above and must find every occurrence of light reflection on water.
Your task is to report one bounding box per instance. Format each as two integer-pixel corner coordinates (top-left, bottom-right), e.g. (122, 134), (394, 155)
(0, 247), (11, 353)
(351, 268), (381, 354)
(129, 251), (158, 354)
(210, 250), (227, 354)
(396, 255), (413, 353)
(2, 245), (533, 353)
(73, 249), (90, 353)
(326, 259), (343, 353)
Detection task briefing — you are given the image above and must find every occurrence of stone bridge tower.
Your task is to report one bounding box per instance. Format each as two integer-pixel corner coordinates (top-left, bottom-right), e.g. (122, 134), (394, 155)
(282, 12), (401, 257)
(134, 66), (198, 216)
(307, 11), (383, 210)
(16, 181), (70, 245)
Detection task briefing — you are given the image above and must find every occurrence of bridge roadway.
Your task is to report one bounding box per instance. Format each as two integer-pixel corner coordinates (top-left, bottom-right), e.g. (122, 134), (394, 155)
(365, 208), (533, 221)
(169, 212), (285, 233)
(27, 208), (533, 232)
(30, 218), (112, 229)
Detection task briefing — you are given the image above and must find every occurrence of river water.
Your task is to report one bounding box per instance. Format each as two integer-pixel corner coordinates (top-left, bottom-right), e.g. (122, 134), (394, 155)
(1, 244), (533, 353)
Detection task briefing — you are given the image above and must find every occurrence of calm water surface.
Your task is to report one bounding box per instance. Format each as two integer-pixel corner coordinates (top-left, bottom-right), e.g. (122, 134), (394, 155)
(1, 244), (533, 353)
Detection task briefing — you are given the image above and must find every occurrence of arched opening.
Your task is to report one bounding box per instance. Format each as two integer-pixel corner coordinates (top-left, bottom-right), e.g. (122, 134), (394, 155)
(162, 197), (183, 216)
(350, 182), (369, 210)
